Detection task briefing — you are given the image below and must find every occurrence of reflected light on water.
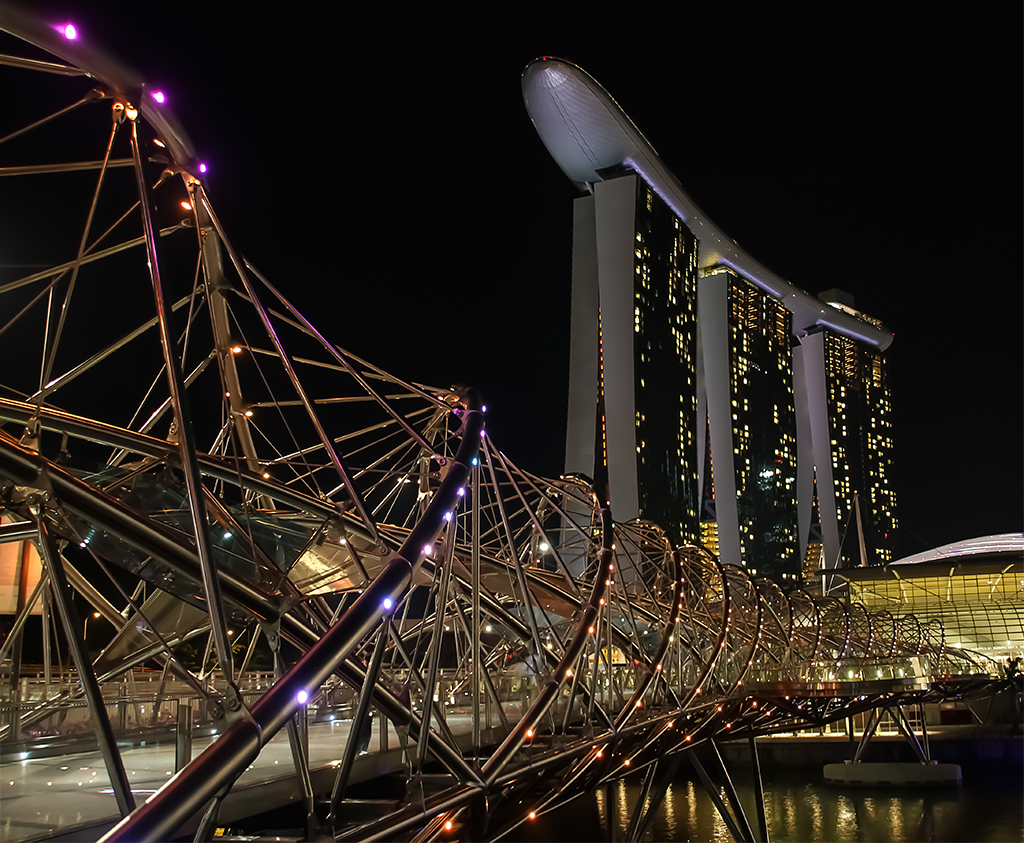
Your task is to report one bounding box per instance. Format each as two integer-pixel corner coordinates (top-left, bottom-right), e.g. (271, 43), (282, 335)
(783, 786), (798, 837)
(530, 767), (1023, 843)
(594, 783), (606, 830)
(616, 779), (629, 839)
(711, 791), (729, 843)
(808, 784), (823, 840)
(837, 792), (859, 842)
(663, 780), (675, 837)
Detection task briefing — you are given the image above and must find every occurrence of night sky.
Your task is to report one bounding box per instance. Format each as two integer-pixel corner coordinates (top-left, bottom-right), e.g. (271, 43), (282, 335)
(7, 5), (1022, 558)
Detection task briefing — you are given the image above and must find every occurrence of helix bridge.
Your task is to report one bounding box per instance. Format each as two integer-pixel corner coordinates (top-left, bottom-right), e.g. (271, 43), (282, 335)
(0, 9), (1001, 842)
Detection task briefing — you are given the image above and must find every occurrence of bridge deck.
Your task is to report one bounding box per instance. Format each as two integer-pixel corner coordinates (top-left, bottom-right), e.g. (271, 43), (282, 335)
(1, 707), (523, 843)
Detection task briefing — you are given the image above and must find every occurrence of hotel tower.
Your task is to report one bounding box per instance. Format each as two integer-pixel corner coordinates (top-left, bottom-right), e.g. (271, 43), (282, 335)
(523, 58), (897, 582)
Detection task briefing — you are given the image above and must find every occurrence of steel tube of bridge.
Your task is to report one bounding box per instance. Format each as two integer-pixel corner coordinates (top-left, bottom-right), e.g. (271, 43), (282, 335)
(36, 518), (136, 817)
(38, 120), (118, 400)
(749, 736), (769, 843)
(0, 396), (353, 525)
(328, 617), (389, 822)
(625, 760), (658, 842)
(472, 460), (481, 757)
(634, 755), (683, 843)
(689, 751), (748, 843)
(196, 185), (380, 546)
(0, 437), (283, 622)
(129, 119), (237, 687)
(482, 507), (612, 788)
(417, 518), (458, 773)
(100, 400), (482, 843)
(250, 262), (436, 457)
(0, 570), (45, 668)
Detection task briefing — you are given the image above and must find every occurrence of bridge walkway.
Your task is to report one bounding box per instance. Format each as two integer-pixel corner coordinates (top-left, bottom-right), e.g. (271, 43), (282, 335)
(1, 701), (525, 843)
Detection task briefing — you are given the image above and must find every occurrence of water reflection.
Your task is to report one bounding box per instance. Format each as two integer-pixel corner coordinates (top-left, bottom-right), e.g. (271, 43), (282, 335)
(524, 767), (1022, 842)
(662, 776), (675, 836)
(836, 792), (858, 842)
(808, 783), (824, 841)
(616, 779), (629, 840)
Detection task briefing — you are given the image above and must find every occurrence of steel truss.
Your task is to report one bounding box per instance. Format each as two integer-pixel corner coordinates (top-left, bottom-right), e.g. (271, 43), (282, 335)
(0, 12), (1001, 843)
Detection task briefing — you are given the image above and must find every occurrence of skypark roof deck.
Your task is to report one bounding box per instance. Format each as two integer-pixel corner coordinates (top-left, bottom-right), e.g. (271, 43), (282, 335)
(522, 57), (893, 351)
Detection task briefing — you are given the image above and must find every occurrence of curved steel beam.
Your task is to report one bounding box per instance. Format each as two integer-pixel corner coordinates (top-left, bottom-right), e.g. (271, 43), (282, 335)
(99, 395), (484, 843)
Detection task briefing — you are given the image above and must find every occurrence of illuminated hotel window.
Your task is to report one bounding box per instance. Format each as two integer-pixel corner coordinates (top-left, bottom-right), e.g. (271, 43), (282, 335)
(629, 175), (699, 545)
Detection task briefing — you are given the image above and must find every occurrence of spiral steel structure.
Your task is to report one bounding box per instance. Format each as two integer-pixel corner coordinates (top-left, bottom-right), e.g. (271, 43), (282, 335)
(0, 12), (999, 843)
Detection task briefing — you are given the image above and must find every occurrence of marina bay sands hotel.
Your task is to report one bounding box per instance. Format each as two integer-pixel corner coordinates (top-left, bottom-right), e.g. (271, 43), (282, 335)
(523, 58), (897, 583)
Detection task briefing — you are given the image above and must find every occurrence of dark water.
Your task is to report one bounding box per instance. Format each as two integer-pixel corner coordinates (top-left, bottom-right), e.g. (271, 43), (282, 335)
(515, 766), (1024, 842)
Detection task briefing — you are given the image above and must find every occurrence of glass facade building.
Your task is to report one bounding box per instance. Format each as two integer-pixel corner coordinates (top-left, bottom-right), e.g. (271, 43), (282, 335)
(699, 269), (799, 581)
(564, 173), (700, 547)
(819, 326), (898, 566)
(841, 534), (1024, 659)
(632, 181), (700, 546)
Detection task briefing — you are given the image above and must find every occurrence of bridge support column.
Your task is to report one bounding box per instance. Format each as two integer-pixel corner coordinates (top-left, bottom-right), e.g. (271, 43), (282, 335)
(176, 702), (193, 771)
(286, 700), (316, 839)
(625, 760), (658, 842)
(327, 620), (389, 826)
(892, 703), (929, 762)
(469, 790), (487, 841)
(711, 739), (756, 843)
(853, 707), (883, 762)
(690, 743), (755, 843)
(919, 702), (931, 761)
(622, 757), (679, 843)
(748, 736), (769, 843)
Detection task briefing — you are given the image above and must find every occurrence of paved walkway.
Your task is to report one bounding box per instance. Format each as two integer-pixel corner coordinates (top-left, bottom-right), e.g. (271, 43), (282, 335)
(0, 707), (517, 843)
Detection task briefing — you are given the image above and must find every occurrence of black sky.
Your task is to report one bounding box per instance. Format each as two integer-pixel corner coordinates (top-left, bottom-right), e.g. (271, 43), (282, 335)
(9, 5), (1023, 557)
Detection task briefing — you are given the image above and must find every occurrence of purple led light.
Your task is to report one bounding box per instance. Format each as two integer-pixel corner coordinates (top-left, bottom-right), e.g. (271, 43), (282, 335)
(457, 487), (465, 497)
(62, 24), (77, 40)
(443, 511), (452, 522)
(198, 163), (208, 174)
(296, 689), (308, 705)
(423, 544), (433, 557)
(382, 597), (393, 611)
(151, 91), (166, 104)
